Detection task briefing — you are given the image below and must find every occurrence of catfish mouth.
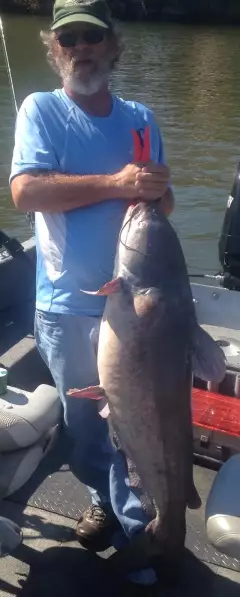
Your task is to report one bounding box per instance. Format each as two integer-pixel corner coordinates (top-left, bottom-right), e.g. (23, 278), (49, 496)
(119, 203), (151, 264)
(128, 202), (147, 218)
(127, 201), (161, 224)
(120, 202), (159, 249)
(117, 201), (168, 291)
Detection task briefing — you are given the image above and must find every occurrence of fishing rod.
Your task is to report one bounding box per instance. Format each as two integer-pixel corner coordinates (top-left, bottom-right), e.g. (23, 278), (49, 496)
(190, 271), (240, 290)
(140, 1), (147, 16)
(190, 273), (223, 280)
(0, 16), (34, 231)
(0, 17), (18, 115)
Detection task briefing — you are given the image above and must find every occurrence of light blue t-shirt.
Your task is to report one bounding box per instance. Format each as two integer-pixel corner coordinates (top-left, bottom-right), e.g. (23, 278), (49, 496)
(10, 88), (165, 316)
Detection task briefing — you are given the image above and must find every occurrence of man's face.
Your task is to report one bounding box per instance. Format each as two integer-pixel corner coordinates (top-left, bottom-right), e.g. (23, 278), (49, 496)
(53, 23), (116, 95)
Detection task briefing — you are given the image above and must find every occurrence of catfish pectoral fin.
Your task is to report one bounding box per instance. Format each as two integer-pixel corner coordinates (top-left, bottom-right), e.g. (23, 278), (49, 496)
(192, 325), (226, 383)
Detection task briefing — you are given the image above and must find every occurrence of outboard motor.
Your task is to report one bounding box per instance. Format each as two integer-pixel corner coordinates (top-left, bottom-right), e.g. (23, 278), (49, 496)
(218, 162), (240, 290)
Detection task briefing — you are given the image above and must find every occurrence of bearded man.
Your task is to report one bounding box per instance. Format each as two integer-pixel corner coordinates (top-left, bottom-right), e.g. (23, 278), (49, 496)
(10, 0), (174, 586)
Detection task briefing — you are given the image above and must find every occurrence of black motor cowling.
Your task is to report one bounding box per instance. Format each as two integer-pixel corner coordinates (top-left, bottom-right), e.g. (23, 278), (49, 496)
(218, 162), (240, 290)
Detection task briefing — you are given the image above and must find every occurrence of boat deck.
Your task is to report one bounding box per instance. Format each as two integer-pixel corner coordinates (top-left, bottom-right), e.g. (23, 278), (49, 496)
(1, 262), (240, 594)
(1, 432), (240, 596)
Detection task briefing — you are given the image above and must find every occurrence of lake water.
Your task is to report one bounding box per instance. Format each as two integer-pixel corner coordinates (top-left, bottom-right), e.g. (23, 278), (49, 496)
(0, 15), (240, 275)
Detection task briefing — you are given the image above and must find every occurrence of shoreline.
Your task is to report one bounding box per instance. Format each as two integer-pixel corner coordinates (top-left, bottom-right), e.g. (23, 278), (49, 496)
(1, 2), (240, 25)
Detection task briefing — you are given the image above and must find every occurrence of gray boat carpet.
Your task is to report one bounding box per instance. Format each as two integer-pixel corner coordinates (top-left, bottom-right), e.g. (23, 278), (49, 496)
(5, 432), (240, 574)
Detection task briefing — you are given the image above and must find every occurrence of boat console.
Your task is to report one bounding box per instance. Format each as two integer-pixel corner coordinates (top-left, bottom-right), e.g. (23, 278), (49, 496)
(190, 282), (240, 462)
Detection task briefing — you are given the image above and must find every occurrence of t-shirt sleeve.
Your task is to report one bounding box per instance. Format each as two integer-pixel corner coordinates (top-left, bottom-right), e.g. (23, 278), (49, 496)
(10, 94), (60, 183)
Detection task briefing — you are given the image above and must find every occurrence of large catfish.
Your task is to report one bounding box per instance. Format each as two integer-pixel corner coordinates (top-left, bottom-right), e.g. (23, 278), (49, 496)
(68, 202), (225, 574)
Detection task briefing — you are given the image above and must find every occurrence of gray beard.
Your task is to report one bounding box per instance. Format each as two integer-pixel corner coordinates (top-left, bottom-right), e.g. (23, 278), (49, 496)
(55, 56), (111, 96)
(64, 72), (108, 96)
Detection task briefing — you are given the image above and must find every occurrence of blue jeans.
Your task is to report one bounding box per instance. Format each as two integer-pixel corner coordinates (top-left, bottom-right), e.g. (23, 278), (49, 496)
(110, 452), (157, 585)
(35, 310), (113, 506)
(35, 310), (156, 585)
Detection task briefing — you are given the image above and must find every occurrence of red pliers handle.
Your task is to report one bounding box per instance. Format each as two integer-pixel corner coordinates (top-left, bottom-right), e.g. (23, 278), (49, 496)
(131, 125), (151, 163)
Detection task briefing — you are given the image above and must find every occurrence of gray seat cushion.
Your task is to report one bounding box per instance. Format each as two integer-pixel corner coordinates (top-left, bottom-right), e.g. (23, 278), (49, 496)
(206, 454), (240, 560)
(0, 385), (61, 451)
(0, 424), (59, 499)
(0, 516), (22, 557)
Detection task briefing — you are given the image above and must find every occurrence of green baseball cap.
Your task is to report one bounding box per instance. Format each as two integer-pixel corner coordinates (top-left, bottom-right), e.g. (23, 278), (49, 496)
(51, 0), (112, 31)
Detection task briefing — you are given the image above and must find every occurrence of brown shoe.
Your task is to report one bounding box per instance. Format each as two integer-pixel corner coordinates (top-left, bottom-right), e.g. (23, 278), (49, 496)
(76, 505), (119, 552)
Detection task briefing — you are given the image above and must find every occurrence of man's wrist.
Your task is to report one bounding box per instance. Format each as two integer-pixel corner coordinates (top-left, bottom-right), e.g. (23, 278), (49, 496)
(107, 172), (127, 200)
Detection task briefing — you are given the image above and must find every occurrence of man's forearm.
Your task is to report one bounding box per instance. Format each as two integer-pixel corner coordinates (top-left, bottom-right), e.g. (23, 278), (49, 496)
(11, 171), (123, 213)
(11, 164), (173, 214)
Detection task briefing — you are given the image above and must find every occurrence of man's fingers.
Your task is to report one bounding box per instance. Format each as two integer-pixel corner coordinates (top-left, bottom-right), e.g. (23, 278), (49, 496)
(136, 172), (169, 183)
(141, 164), (170, 176)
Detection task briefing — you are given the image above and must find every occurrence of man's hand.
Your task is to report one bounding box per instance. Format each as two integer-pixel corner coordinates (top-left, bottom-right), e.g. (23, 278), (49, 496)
(115, 163), (170, 202)
(135, 163), (170, 201)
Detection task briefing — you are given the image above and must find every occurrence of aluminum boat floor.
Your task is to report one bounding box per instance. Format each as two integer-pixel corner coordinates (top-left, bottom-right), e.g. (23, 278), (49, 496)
(4, 432), (240, 573)
(1, 432), (240, 595)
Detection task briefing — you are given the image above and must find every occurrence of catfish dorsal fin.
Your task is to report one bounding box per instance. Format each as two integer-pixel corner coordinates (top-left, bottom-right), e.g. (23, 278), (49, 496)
(67, 385), (105, 399)
(79, 278), (121, 296)
(67, 386), (110, 418)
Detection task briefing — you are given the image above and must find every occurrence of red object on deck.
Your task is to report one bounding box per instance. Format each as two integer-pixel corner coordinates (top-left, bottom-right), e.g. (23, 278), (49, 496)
(192, 387), (240, 449)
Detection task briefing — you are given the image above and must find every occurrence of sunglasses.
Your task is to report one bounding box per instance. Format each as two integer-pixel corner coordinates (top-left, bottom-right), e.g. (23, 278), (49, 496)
(57, 28), (105, 48)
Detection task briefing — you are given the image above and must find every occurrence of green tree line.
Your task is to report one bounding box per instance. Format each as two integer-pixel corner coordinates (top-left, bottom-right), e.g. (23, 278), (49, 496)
(1, 0), (240, 22)
(0, 0), (51, 14)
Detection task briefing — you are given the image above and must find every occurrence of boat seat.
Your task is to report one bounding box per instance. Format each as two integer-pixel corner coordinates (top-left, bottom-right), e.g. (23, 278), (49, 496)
(0, 384), (61, 499)
(0, 517), (22, 557)
(0, 384), (61, 451)
(0, 424), (59, 499)
(205, 454), (240, 559)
